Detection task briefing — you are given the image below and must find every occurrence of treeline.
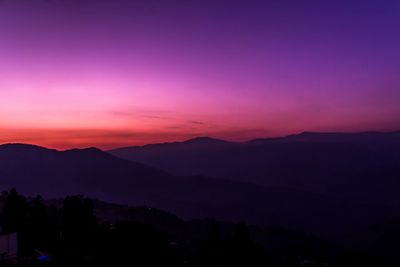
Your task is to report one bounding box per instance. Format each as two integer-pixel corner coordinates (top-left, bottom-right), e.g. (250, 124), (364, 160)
(0, 189), (269, 266)
(0, 189), (396, 267)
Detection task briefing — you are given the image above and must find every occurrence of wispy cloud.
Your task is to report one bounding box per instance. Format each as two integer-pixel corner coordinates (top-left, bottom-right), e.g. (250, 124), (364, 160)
(141, 115), (170, 120)
(187, 120), (205, 125)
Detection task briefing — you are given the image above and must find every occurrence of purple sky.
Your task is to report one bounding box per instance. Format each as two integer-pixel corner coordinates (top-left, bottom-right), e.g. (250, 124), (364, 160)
(0, 0), (399, 148)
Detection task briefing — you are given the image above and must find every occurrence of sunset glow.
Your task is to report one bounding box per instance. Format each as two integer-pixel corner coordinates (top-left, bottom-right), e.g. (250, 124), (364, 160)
(1, 0), (400, 149)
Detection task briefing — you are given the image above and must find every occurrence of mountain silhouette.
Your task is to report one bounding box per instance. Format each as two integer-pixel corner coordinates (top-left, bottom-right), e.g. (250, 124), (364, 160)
(0, 143), (392, 237)
(109, 132), (400, 208)
(251, 131), (400, 159)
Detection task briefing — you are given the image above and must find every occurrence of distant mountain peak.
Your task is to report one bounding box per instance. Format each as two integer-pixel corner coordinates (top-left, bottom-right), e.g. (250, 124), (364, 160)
(296, 130), (392, 136)
(0, 143), (53, 152)
(298, 131), (320, 135)
(64, 147), (103, 153)
(62, 147), (111, 158)
(184, 137), (229, 144)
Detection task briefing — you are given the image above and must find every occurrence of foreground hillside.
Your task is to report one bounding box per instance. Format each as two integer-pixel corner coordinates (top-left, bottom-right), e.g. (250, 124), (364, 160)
(1, 190), (400, 267)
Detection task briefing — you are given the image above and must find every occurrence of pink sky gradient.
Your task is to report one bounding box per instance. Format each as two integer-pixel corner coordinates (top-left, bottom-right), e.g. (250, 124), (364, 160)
(0, 0), (399, 149)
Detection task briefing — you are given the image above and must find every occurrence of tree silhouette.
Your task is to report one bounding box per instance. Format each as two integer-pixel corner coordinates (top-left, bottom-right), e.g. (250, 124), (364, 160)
(59, 196), (99, 265)
(29, 195), (50, 250)
(1, 189), (30, 233)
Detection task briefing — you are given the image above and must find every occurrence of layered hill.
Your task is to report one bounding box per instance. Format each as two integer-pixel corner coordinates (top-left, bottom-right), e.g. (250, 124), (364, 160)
(109, 132), (400, 207)
(0, 143), (393, 237)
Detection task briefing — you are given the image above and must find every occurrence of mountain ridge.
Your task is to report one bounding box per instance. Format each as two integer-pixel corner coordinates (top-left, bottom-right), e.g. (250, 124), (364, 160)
(109, 131), (400, 208)
(0, 141), (394, 238)
(109, 131), (400, 150)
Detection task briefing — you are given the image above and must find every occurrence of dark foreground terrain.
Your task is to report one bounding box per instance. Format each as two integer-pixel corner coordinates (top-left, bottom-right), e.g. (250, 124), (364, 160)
(1, 132), (400, 266)
(1, 189), (400, 267)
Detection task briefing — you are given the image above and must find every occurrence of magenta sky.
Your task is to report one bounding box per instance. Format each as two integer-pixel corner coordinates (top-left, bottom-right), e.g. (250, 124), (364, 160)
(1, 0), (400, 149)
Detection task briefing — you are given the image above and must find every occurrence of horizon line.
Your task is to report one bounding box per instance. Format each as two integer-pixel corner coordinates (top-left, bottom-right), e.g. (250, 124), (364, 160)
(1, 129), (399, 152)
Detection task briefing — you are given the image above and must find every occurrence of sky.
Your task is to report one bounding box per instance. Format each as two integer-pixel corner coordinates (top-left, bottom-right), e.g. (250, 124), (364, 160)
(0, 0), (399, 149)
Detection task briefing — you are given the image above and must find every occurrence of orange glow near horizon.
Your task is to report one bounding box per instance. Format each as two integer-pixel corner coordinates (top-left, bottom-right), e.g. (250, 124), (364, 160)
(1, 0), (400, 149)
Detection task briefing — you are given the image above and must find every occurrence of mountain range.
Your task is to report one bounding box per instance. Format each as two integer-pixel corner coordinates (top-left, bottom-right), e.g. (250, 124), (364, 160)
(1, 131), (400, 238)
(110, 131), (400, 207)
